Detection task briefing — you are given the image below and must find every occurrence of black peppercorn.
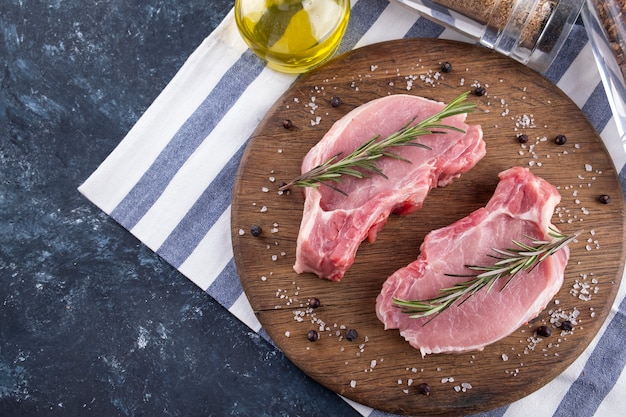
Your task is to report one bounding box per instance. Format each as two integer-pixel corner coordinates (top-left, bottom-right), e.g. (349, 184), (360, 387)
(250, 224), (262, 237)
(308, 298), (321, 308)
(282, 119), (293, 129)
(278, 182), (291, 195)
(554, 134), (567, 145)
(330, 96), (343, 107)
(517, 133), (529, 144)
(599, 194), (611, 204)
(474, 86), (486, 96)
(559, 320), (573, 331)
(417, 383), (431, 396)
(345, 328), (358, 341)
(536, 325), (552, 337)
(441, 62), (452, 73)
(307, 330), (320, 342)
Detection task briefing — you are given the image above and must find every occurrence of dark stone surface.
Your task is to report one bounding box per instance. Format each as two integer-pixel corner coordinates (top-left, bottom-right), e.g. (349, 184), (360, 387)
(0, 1), (360, 416)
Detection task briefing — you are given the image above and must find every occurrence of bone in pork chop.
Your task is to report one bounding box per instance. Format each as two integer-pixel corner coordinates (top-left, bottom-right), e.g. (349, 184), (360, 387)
(293, 94), (485, 281)
(376, 167), (570, 356)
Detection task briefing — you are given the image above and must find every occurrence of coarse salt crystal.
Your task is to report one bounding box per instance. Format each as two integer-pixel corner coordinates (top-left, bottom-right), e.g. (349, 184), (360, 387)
(350, 380), (357, 388)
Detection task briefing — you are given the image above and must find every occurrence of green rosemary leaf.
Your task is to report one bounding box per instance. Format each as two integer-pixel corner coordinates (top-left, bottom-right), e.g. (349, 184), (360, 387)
(279, 92), (475, 194)
(393, 228), (581, 323)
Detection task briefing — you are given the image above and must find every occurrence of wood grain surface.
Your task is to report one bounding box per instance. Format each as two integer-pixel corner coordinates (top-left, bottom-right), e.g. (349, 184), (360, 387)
(230, 39), (625, 416)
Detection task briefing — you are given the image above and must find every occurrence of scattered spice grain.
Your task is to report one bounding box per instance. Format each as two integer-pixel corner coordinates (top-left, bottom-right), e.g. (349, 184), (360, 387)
(599, 194), (612, 204)
(345, 328), (358, 341)
(277, 181), (291, 193)
(536, 325), (552, 337)
(559, 320), (574, 331)
(308, 298), (321, 308)
(307, 329), (320, 342)
(517, 133), (529, 144)
(417, 383), (431, 396)
(250, 224), (262, 237)
(554, 134), (567, 145)
(441, 62), (452, 73)
(330, 96), (343, 107)
(282, 119), (293, 129)
(474, 86), (487, 96)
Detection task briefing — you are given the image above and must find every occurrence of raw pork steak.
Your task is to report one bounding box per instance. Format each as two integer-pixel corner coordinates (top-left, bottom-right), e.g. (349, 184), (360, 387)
(376, 167), (570, 356)
(293, 94), (485, 281)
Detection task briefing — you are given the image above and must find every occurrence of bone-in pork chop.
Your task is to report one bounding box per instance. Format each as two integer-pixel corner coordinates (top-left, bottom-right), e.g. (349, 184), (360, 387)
(293, 94), (485, 281)
(376, 167), (570, 356)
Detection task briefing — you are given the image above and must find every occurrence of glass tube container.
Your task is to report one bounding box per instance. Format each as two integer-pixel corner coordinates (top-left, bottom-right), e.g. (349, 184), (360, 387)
(395, 0), (584, 73)
(581, 0), (626, 145)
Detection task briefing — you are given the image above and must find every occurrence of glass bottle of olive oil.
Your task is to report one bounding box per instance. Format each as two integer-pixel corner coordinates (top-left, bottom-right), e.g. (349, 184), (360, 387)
(234, 0), (351, 73)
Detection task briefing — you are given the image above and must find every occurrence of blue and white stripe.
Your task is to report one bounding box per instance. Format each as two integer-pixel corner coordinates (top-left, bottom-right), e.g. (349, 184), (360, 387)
(78, 1), (626, 416)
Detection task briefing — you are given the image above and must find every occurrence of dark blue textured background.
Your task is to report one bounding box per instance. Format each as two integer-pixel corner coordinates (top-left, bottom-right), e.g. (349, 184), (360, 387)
(0, 1), (360, 415)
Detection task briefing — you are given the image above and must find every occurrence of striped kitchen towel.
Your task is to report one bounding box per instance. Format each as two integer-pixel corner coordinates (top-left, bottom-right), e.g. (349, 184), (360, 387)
(78, 1), (626, 416)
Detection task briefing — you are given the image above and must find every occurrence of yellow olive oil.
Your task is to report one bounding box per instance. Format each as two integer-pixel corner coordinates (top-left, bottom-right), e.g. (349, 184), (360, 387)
(234, 0), (351, 73)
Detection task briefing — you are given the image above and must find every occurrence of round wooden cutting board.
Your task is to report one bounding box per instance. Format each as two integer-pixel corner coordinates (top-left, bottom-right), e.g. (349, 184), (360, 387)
(230, 39), (625, 416)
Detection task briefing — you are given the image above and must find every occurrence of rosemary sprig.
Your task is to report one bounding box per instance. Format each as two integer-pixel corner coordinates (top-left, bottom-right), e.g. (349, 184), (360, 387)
(393, 228), (580, 323)
(279, 92), (476, 195)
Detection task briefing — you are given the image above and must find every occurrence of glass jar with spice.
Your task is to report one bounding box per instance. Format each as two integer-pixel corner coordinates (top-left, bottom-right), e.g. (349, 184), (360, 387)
(395, 0), (584, 73)
(581, 0), (626, 143)
(234, 0), (351, 74)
